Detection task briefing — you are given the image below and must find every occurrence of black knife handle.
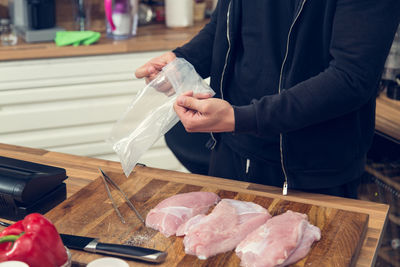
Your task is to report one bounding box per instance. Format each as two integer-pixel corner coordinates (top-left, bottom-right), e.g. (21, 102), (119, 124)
(93, 242), (167, 263)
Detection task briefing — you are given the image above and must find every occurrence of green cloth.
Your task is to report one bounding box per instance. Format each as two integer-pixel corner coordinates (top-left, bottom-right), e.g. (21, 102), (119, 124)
(54, 31), (101, 47)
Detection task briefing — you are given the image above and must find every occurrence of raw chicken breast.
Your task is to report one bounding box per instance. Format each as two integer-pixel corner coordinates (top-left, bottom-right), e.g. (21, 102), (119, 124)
(145, 191), (220, 237)
(176, 214), (206, 236)
(183, 199), (272, 259)
(235, 210), (321, 267)
(279, 223), (321, 266)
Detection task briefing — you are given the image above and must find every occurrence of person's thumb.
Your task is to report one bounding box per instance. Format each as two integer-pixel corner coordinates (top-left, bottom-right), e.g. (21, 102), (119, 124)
(177, 95), (202, 112)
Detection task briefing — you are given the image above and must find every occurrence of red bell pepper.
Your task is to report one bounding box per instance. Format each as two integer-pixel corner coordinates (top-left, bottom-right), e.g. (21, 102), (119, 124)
(0, 213), (68, 267)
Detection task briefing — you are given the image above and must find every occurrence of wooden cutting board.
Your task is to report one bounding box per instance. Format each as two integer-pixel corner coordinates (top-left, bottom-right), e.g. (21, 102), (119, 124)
(46, 168), (369, 267)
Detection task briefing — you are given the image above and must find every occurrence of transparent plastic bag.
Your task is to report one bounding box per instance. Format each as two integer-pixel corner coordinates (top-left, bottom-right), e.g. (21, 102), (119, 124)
(107, 57), (215, 177)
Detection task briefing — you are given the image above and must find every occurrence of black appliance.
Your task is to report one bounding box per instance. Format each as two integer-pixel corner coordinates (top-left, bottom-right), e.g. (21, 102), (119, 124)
(0, 156), (67, 221)
(9, 0), (62, 42)
(27, 0), (55, 29)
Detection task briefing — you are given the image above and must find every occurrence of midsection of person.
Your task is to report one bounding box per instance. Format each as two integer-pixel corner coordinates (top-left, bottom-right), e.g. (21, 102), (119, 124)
(219, 0), (295, 175)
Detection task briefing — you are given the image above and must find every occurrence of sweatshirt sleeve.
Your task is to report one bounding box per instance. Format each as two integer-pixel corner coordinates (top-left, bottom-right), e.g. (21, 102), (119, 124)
(234, 0), (400, 136)
(173, 5), (219, 79)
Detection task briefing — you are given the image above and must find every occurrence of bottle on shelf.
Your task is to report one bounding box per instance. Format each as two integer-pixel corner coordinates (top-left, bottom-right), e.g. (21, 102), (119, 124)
(0, 18), (18, 46)
(105, 0), (139, 40)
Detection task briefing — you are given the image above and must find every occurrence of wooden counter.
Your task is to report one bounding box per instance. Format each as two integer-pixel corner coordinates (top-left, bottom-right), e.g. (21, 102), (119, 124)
(375, 93), (400, 143)
(0, 143), (389, 267)
(0, 22), (207, 61)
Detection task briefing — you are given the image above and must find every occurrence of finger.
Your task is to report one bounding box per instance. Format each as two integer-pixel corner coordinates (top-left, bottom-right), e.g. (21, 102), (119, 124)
(174, 101), (189, 118)
(174, 102), (199, 132)
(135, 63), (163, 79)
(193, 92), (213, 99)
(181, 91), (194, 97)
(177, 95), (205, 113)
(145, 71), (160, 84)
(135, 64), (151, 78)
(145, 65), (169, 84)
(135, 66), (155, 79)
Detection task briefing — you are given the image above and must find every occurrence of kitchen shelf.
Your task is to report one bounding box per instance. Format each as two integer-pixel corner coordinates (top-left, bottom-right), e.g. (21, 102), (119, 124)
(360, 132), (400, 267)
(378, 246), (400, 267)
(365, 164), (400, 192)
(390, 213), (400, 227)
(0, 21), (209, 61)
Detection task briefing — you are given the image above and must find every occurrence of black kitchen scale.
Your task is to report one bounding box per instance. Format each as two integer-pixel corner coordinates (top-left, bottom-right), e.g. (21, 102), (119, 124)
(0, 156), (67, 221)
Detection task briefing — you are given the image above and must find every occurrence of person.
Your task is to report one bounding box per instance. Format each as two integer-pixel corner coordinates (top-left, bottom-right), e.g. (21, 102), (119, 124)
(164, 121), (211, 175)
(135, 0), (400, 198)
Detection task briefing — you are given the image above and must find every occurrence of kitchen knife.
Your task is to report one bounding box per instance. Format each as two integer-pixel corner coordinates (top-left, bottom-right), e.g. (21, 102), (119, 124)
(0, 221), (166, 263)
(60, 233), (167, 263)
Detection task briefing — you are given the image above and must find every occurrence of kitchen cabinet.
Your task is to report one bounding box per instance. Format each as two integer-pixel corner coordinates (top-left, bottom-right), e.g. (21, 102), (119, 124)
(0, 51), (187, 172)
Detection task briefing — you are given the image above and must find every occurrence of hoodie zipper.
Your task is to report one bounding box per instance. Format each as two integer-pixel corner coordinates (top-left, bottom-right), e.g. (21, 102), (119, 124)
(209, 1), (232, 150)
(220, 1), (232, 100)
(278, 0), (307, 196)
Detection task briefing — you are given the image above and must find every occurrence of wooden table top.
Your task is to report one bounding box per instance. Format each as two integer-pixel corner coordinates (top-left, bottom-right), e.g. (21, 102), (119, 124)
(0, 143), (389, 267)
(0, 22), (207, 61)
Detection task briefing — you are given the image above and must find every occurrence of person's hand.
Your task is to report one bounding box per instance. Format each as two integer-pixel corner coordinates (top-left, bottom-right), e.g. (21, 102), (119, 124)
(135, 51), (176, 83)
(174, 91), (235, 133)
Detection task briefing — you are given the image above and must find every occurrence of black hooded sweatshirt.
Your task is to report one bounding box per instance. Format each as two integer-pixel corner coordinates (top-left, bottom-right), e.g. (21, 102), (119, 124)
(173, 0), (400, 190)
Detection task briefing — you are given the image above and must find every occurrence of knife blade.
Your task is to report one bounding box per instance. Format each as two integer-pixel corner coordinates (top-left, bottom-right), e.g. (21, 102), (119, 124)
(0, 221), (166, 263)
(61, 233), (167, 263)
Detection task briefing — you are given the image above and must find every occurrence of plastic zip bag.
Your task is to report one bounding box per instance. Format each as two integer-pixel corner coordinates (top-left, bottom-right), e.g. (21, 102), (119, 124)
(108, 58), (215, 177)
